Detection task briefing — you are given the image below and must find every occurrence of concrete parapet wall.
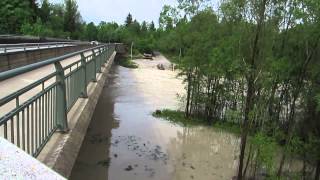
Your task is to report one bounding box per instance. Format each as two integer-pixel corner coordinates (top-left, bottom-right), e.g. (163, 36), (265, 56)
(0, 45), (92, 72)
(37, 52), (116, 178)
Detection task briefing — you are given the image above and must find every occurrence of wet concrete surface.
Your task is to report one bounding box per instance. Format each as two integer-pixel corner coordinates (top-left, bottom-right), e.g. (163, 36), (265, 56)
(70, 55), (240, 180)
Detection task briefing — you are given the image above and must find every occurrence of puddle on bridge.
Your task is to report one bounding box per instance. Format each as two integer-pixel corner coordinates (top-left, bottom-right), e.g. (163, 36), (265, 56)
(70, 55), (240, 180)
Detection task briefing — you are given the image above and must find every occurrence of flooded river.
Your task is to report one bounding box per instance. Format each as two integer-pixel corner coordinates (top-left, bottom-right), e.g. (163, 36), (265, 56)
(70, 55), (240, 180)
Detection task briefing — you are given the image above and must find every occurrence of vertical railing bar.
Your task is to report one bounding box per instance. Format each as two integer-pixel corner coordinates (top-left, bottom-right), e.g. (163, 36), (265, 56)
(54, 87), (56, 127)
(4, 121), (7, 139)
(22, 109), (25, 151)
(45, 92), (48, 139)
(16, 97), (20, 147)
(40, 85), (44, 145)
(47, 91), (50, 137)
(38, 97), (41, 148)
(42, 82), (45, 91)
(69, 77), (71, 108)
(31, 102), (34, 154)
(47, 90), (50, 133)
(50, 89), (53, 131)
(10, 117), (14, 144)
(69, 76), (71, 108)
(41, 95), (44, 142)
(27, 106), (30, 154)
(35, 99), (38, 149)
(70, 75), (73, 108)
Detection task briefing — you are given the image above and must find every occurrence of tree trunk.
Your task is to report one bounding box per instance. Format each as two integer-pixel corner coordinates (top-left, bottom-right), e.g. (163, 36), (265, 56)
(277, 152), (286, 177)
(243, 143), (253, 177)
(237, 0), (267, 179)
(237, 77), (254, 180)
(315, 160), (320, 180)
(185, 71), (192, 118)
(302, 155), (307, 180)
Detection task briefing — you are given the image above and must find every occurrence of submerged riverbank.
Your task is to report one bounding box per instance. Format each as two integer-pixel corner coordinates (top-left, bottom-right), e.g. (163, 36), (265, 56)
(152, 109), (306, 179)
(153, 109), (241, 135)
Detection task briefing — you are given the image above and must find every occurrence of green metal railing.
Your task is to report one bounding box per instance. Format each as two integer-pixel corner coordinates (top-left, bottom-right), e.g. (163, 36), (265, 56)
(0, 44), (116, 157)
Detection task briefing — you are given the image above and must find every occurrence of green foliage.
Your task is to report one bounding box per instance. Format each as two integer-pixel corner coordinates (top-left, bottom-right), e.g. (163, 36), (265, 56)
(97, 22), (119, 42)
(316, 94), (320, 112)
(125, 13), (133, 27)
(0, 0), (34, 33)
(153, 109), (241, 135)
(21, 18), (54, 37)
(39, 0), (50, 23)
(86, 22), (98, 41)
(251, 133), (277, 175)
(159, 5), (180, 31)
(117, 57), (138, 69)
(0, 0), (83, 39)
(152, 109), (204, 126)
(156, 0), (320, 178)
(64, 0), (82, 39)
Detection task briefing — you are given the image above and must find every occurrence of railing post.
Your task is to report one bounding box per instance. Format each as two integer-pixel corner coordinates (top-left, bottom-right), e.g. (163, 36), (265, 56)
(104, 46), (107, 63)
(91, 50), (97, 82)
(105, 46), (108, 63)
(80, 53), (88, 98)
(108, 45), (111, 60)
(98, 49), (103, 70)
(54, 62), (69, 132)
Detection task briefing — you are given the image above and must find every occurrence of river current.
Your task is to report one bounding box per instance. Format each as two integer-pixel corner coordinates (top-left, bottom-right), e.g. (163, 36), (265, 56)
(70, 55), (240, 180)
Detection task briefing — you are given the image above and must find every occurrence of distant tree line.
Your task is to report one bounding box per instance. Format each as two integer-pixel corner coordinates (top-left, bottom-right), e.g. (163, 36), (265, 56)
(0, 0), (159, 54)
(0, 0), (81, 39)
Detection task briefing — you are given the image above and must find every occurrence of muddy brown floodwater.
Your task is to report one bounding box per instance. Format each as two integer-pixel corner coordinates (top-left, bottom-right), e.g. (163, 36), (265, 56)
(70, 55), (240, 180)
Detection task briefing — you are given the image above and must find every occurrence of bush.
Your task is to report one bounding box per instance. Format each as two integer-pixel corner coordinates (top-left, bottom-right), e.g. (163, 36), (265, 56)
(118, 57), (138, 69)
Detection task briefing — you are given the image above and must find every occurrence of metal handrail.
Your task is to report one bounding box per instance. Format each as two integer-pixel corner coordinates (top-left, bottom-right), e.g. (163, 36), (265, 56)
(0, 41), (91, 53)
(0, 43), (117, 157)
(0, 45), (105, 81)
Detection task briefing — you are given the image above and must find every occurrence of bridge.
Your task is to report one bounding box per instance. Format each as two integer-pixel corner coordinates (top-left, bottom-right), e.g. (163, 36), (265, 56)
(0, 40), (124, 179)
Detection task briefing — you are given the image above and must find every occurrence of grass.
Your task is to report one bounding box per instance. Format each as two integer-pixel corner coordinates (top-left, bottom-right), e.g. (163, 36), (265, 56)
(152, 109), (241, 135)
(118, 56), (138, 69)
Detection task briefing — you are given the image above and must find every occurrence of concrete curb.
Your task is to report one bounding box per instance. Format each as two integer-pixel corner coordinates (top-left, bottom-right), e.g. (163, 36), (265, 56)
(37, 52), (116, 178)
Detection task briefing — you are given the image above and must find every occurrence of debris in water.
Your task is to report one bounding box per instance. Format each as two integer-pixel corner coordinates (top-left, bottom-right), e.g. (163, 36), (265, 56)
(111, 135), (169, 164)
(125, 165), (133, 171)
(144, 166), (156, 177)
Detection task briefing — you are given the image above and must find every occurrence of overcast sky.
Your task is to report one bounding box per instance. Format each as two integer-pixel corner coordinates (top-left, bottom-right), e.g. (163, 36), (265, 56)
(49, 0), (177, 25)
